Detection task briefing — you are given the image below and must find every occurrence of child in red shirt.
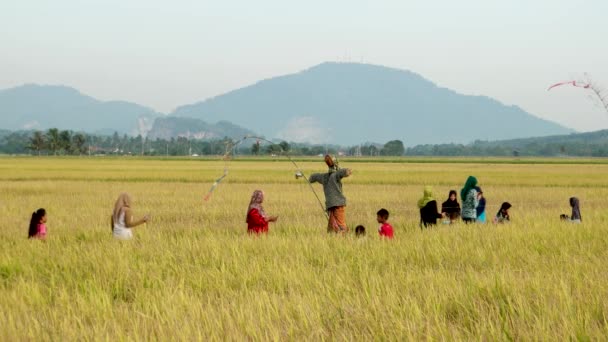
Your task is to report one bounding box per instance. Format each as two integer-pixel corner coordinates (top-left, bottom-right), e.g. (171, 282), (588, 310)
(246, 190), (278, 234)
(377, 208), (394, 239)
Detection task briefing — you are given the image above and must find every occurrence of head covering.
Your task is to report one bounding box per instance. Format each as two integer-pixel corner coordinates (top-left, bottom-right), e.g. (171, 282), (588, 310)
(442, 190), (460, 213)
(113, 193), (132, 223)
(461, 176), (478, 200)
(417, 186), (435, 209)
(324, 154), (339, 173)
(246, 190), (266, 221)
(569, 197), (581, 221)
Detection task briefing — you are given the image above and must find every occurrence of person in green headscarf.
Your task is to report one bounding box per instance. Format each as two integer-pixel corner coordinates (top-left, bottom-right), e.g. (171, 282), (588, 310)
(418, 186), (443, 228)
(461, 176), (479, 223)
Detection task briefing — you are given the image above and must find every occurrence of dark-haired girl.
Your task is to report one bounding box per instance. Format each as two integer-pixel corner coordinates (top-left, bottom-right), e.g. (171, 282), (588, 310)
(28, 208), (47, 240)
(441, 190), (461, 223)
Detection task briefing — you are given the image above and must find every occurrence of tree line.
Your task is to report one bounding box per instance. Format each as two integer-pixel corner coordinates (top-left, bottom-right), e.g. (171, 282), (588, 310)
(0, 129), (407, 156)
(5, 128), (608, 157)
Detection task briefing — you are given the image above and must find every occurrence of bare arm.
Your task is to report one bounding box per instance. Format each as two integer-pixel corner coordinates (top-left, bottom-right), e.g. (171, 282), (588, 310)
(124, 208), (150, 228)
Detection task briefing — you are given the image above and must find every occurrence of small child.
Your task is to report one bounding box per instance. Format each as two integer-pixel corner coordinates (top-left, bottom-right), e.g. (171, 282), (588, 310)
(355, 225), (366, 237)
(28, 208), (47, 240)
(377, 208), (394, 239)
(494, 202), (512, 224)
(475, 187), (487, 223)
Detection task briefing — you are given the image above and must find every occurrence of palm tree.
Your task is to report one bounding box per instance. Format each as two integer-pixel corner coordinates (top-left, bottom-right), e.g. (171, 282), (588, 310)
(47, 128), (61, 155)
(28, 131), (46, 156)
(59, 130), (72, 155)
(72, 133), (87, 156)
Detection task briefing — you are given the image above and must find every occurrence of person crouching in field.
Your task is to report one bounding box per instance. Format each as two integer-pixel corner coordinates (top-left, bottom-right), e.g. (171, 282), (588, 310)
(418, 186), (443, 228)
(560, 197), (582, 223)
(441, 190), (461, 223)
(246, 190), (278, 234)
(461, 176), (480, 224)
(377, 208), (394, 239)
(309, 155), (352, 233)
(112, 193), (150, 240)
(28, 208), (47, 240)
(494, 202), (512, 224)
(355, 225), (366, 237)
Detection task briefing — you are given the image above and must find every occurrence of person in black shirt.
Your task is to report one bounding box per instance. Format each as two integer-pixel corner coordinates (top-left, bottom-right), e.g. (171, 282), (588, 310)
(441, 190), (461, 223)
(417, 186), (443, 228)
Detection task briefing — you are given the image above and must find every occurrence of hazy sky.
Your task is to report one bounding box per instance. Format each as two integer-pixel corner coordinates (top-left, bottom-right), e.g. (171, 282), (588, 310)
(2, 0), (607, 131)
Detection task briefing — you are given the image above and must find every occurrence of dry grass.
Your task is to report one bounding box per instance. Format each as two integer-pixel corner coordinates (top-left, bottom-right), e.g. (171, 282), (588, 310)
(1, 157), (607, 340)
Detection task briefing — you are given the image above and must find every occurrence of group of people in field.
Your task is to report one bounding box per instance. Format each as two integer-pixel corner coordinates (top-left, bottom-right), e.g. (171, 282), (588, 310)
(245, 155), (583, 239)
(416, 177), (513, 228)
(27, 155), (583, 241)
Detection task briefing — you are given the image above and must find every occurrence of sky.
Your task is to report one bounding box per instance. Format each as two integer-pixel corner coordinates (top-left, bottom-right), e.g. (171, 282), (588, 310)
(1, 0), (608, 131)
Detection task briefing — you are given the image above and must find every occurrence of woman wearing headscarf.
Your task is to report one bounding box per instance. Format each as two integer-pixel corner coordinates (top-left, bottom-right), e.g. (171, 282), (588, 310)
(246, 190), (278, 234)
(461, 176), (479, 224)
(418, 186), (443, 228)
(441, 190), (461, 223)
(111, 193), (150, 240)
(563, 197), (582, 223)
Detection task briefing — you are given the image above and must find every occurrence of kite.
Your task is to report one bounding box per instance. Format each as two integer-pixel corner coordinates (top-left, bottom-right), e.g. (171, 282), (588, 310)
(203, 169), (228, 202)
(548, 76), (608, 114)
(547, 80), (590, 91)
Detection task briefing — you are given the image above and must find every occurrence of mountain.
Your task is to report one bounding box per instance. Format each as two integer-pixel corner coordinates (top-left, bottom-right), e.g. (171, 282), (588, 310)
(171, 62), (573, 145)
(148, 117), (255, 140)
(0, 84), (160, 135)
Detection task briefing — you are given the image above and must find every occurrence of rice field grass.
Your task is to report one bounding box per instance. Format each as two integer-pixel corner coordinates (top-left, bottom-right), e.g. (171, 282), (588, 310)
(1, 156), (607, 340)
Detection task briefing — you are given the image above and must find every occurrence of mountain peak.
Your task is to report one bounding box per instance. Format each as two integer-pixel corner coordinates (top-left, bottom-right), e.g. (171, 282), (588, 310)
(172, 62), (572, 145)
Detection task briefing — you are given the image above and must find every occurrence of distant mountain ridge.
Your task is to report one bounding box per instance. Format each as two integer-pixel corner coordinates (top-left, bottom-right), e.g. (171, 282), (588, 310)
(172, 62), (573, 145)
(1, 63), (574, 144)
(0, 84), (255, 139)
(0, 84), (159, 135)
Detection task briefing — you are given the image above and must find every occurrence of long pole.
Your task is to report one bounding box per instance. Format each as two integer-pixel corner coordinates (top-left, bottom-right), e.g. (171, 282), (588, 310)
(221, 136), (329, 220)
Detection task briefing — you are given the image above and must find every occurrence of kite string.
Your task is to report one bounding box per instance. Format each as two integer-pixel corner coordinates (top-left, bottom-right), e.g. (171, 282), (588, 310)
(203, 140), (233, 201)
(203, 136), (330, 219)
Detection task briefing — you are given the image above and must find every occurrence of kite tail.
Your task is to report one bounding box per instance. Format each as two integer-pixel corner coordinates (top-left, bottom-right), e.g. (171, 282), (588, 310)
(203, 171), (228, 201)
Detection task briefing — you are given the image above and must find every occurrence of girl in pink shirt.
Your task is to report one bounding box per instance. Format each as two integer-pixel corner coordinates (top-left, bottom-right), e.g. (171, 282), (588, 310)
(28, 208), (47, 240)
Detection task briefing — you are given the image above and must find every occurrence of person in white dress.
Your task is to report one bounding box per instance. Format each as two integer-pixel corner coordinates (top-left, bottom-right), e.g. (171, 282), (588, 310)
(111, 193), (150, 240)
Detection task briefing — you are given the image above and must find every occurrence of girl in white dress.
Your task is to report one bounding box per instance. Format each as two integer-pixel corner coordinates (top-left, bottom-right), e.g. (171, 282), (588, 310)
(111, 193), (150, 240)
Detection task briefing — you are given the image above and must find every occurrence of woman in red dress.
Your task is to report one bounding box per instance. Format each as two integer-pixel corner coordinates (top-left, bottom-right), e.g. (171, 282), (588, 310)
(246, 190), (278, 234)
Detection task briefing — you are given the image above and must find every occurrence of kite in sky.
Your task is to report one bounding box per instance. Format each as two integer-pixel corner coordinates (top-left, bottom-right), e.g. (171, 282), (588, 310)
(548, 76), (608, 114)
(547, 80), (590, 91)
